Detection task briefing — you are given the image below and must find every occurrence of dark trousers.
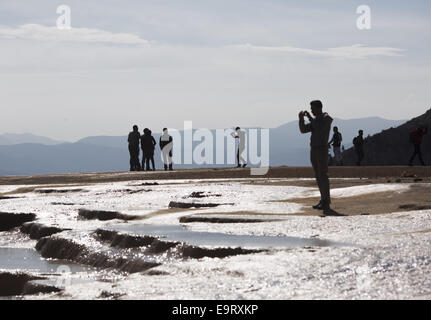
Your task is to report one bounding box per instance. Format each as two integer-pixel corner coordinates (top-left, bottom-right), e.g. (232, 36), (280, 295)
(311, 146), (331, 205)
(129, 147), (140, 171)
(355, 148), (364, 166)
(409, 144), (425, 165)
(142, 156), (155, 170)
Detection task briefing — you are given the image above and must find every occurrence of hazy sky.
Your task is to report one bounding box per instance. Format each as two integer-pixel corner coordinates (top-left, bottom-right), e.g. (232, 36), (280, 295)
(1, 0), (430, 141)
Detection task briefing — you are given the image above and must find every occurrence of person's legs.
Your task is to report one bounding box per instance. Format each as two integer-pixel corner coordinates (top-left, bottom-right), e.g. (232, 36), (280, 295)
(333, 146), (341, 165)
(312, 147), (330, 205)
(311, 148), (323, 206)
(135, 151), (141, 171)
(359, 149), (364, 165)
(316, 147), (330, 206)
(162, 150), (168, 170)
(129, 150), (135, 171)
(417, 145), (425, 165)
(150, 155), (155, 170)
(409, 145), (418, 165)
(238, 147), (247, 167)
(130, 149), (140, 171)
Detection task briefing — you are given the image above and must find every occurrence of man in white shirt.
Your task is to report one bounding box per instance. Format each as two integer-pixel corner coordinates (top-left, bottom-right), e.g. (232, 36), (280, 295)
(231, 127), (247, 168)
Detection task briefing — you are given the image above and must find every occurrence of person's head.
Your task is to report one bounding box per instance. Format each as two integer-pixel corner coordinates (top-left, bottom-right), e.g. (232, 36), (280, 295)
(235, 127), (240, 131)
(359, 130), (363, 136)
(143, 128), (149, 134)
(163, 128), (168, 134)
(148, 129), (152, 135)
(133, 125), (138, 132)
(333, 126), (338, 133)
(310, 100), (323, 117)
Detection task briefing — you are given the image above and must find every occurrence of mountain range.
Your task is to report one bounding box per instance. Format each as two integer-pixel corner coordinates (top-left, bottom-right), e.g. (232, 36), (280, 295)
(0, 116), (408, 175)
(342, 109), (431, 166)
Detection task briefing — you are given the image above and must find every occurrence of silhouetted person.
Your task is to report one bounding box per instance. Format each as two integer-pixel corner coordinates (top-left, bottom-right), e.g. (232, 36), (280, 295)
(128, 125), (141, 171)
(409, 125), (427, 166)
(141, 128), (157, 171)
(328, 126), (343, 165)
(160, 128), (173, 170)
(299, 100), (333, 212)
(353, 130), (364, 166)
(231, 127), (247, 167)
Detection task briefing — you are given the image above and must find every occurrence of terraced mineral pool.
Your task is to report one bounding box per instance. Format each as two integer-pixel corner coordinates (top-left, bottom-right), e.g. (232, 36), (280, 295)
(0, 247), (92, 274)
(107, 224), (354, 248)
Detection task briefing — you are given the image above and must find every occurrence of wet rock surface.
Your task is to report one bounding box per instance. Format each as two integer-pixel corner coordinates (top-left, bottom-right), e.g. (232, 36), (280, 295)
(0, 212), (36, 231)
(94, 228), (263, 259)
(0, 196), (21, 200)
(35, 188), (85, 194)
(168, 201), (232, 209)
(35, 236), (160, 273)
(78, 209), (139, 221)
(94, 229), (157, 248)
(399, 204), (431, 210)
(0, 272), (61, 297)
(179, 216), (277, 223)
(184, 191), (222, 198)
(20, 222), (69, 240)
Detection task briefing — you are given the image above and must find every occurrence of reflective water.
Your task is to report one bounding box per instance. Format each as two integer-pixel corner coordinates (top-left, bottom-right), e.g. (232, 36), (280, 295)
(107, 224), (354, 248)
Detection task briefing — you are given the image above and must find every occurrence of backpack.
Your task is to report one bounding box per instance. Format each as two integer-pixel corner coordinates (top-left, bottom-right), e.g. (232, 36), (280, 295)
(353, 137), (358, 146)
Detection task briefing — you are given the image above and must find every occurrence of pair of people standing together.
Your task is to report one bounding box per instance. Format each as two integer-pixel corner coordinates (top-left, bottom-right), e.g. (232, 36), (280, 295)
(128, 125), (173, 171)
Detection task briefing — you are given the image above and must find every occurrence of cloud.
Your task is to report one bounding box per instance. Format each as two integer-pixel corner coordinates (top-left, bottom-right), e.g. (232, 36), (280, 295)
(232, 43), (404, 59)
(0, 24), (148, 45)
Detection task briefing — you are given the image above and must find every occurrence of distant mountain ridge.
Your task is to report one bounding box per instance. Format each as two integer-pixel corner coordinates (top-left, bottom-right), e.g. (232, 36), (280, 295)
(342, 109), (431, 165)
(0, 116), (409, 175)
(0, 133), (66, 146)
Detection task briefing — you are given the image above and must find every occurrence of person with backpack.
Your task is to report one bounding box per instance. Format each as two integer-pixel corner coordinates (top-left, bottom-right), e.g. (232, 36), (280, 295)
(328, 126), (343, 165)
(409, 125), (427, 166)
(141, 128), (157, 171)
(353, 130), (364, 166)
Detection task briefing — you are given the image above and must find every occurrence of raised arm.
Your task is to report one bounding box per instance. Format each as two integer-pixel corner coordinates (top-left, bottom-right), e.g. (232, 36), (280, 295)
(298, 111), (312, 134)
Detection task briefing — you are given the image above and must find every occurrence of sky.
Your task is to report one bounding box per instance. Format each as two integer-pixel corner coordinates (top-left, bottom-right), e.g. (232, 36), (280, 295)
(0, 0), (430, 141)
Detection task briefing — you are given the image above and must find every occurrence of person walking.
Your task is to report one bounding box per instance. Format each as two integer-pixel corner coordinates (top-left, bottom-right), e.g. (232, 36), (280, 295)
(409, 125), (427, 166)
(328, 126), (343, 165)
(141, 128), (157, 171)
(353, 130), (364, 166)
(160, 128), (173, 171)
(128, 125), (141, 171)
(231, 127), (247, 168)
(299, 100), (333, 212)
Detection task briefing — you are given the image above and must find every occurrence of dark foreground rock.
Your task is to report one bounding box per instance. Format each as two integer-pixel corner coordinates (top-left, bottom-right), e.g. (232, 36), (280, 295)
(35, 188), (85, 194)
(94, 229), (157, 248)
(0, 272), (61, 297)
(184, 191), (222, 198)
(20, 222), (69, 240)
(168, 201), (233, 209)
(94, 229), (263, 259)
(36, 236), (159, 273)
(178, 244), (262, 259)
(0, 212), (36, 231)
(179, 216), (276, 223)
(78, 209), (139, 221)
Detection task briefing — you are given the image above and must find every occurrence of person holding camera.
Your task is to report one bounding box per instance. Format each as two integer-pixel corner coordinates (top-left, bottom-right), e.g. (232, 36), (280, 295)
(299, 100), (333, 212)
